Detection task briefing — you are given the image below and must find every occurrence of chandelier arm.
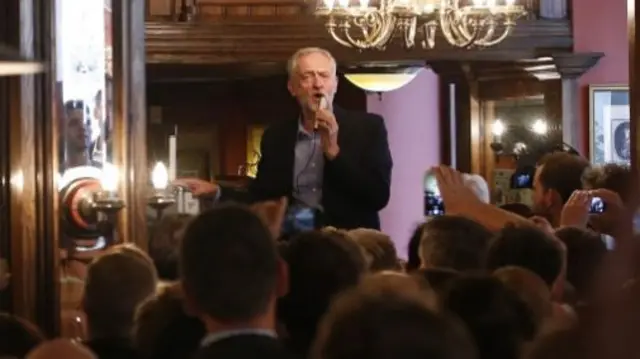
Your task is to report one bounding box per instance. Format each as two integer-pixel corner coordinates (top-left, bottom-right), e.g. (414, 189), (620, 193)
(370, 15), (397, 48)
(439, 8), (464, 47)
(328, 22), (357, 48)
(445, 11), (478, 47)
(475, 22), (515, 47)
(403, 17), (417, 48)
(454, 12), (486, 46)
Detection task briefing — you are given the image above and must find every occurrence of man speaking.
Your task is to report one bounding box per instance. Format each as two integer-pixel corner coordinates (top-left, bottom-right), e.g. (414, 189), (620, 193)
(175, 47), (393, 229)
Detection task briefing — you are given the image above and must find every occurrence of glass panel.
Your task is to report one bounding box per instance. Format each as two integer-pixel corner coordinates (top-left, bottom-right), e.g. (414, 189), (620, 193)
(57, 0), (112, 173)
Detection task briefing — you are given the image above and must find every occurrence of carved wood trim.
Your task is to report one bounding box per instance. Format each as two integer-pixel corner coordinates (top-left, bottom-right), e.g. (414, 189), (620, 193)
(146, 19), (572, 64)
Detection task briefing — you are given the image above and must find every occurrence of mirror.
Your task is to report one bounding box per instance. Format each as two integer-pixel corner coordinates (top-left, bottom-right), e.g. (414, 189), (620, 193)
(54, 0), (114, 339)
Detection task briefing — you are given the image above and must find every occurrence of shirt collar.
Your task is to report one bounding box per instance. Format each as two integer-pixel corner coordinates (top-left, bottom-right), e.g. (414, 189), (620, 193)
(200, 328), (277, 347)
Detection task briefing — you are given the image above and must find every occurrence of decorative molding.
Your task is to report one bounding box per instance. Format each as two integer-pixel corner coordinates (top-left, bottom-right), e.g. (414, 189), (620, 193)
(552, 52), (605, 79)
(146, 18), (573, 65)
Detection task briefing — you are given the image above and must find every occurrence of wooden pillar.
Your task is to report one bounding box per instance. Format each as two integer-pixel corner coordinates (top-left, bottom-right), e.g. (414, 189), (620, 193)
(551, 53), (603, 153)
(630, 0), (639, 170)
(0, 0), (59, 334)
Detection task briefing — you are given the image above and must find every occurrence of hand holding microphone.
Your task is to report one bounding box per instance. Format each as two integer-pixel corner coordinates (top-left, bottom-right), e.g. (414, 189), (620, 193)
(312, 94), (340, 159)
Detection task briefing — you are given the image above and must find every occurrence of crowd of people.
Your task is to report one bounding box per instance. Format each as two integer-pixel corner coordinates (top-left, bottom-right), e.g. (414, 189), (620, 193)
(3, 47), (640, 359)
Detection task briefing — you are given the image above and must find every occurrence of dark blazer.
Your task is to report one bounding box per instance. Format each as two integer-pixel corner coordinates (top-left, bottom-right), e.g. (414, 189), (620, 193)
(246, 106), (393, 230)
(194, 334), (294, 359)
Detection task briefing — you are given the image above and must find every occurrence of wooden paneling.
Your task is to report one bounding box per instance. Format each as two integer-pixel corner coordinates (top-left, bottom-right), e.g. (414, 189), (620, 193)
(147, 0), (308, 19)
(146, 19), (573, 65)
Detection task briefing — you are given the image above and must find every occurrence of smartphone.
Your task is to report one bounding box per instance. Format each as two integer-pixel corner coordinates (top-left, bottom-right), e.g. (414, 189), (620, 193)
(425, 191), (445, 216)
(590, 196), (606, 214)
(282, 206), (316, 235)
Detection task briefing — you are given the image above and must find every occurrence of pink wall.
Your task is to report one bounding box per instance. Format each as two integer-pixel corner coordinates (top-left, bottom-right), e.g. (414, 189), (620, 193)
(366, 69), (440, 258)
(573, 0), (629, 154)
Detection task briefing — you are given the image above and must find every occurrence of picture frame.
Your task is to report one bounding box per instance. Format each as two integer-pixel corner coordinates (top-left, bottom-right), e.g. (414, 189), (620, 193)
(589, 85), (630, 165)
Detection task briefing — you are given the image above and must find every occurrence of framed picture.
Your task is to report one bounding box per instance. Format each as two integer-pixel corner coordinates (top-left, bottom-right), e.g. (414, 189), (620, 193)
(589, 85), (630, 165)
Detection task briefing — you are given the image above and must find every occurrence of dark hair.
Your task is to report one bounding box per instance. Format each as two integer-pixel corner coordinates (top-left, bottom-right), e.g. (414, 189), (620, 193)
(314, 279), (476, 359)
(134, 284), (206, 359)
(444, 276), (537, 359)
(64, 100), (85, 111)
(499, 203), (533, 218)
(582, 163), (637, 206)
(554, 227), (607, 300)
(486, 225), (564, 288)
(149, 213), (195, 281)
(0, 313), (45, 358)
(420, 216), (493, 272)
(537, 152), (590, 204)
(278, 230), (365, 356)
(180, 204), (278, 322)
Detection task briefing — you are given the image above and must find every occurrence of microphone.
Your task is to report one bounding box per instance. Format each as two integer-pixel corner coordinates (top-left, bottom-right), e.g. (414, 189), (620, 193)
(313, 94), (327, 130)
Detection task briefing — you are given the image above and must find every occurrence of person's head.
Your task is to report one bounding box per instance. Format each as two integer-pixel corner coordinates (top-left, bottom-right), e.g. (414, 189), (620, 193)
(26, 339), (96, 359)
(493, 266), (552, 330)
(533, 152), (590, 222)
(83, 251), (157, 338)
(582, 163), (639, 208)
(134, 283), (206, 359)
(287, 47), (338, 114)
(486, 225), (564, 289)
(148, 213), (195, 281)
(278, 230), (366, 355)
(406, 222), (428, 272)
(0, 313), (45, 358)
(64, 100), (90, 151)
(348, 228), (400, 272)
(463, 174), (490, 204)
(419, 215), (493, 272)
(110, 243), (156, 271)
(499, 203), (534, 218)
(180, 204), (286, 327)
(554, 227), (607, 301)
(444, 276), (537, 359)
(311, 273), (476, 359)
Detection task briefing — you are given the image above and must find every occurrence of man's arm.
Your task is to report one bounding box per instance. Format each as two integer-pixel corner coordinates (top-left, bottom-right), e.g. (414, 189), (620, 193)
(324, 114), (392, 211)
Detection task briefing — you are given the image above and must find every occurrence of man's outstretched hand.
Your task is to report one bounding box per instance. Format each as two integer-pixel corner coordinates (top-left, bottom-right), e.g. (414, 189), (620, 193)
(172, 178), (219, 197)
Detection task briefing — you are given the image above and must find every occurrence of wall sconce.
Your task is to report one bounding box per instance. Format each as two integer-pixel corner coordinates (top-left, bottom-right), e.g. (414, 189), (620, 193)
(531, 119), (548, 135)
(147, 162), (175, 219)
(490, 119), (506, 154)
(60, 164), (125, 240)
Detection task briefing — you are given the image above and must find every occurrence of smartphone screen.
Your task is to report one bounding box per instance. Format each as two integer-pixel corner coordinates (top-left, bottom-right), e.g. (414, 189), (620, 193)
(425, 191), (445, 216)
(282, 206), (315, 235)
(590, 197), (606, 214)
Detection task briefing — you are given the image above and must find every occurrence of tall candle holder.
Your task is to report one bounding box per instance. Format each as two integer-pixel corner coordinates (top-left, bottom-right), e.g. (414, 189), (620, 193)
(147, 162), (175, 219)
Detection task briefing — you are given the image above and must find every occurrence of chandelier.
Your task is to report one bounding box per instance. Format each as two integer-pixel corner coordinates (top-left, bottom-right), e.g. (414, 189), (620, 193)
(314, 0), (526, 50)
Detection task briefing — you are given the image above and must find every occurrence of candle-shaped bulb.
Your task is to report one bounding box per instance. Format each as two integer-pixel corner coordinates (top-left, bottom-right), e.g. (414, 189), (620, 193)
(359, 0), (369, 8)
(152, 162), (169, 190)
(323, 0), (335, 8)
(101, 164), (119, 192)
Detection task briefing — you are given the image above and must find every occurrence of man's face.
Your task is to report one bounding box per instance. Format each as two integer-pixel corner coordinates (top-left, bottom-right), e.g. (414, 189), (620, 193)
(287, 52), (338, 112)
(532, 165), (551, 215)
(66, 109), (90, 150)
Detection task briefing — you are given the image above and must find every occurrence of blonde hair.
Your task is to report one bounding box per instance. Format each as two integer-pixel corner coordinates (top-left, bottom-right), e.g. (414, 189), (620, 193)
(286, 47), (337, 78)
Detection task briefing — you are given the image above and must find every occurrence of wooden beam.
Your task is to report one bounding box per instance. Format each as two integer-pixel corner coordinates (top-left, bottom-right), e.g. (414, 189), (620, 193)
(631, 0), (639, 171)
(146, 18), (572, 64)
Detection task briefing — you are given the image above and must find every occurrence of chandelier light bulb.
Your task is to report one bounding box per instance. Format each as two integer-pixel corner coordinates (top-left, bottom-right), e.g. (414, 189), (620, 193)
(506, 0), (515, 5)
(359, 0), (369, 8)
(492, 119), (505, 137)
(338, 0), (348, 7)
(473, 0), (485, 6)
(532, 119), (548, 135)
(152, 161), (169, 190)
(323, 0), (335, 8)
